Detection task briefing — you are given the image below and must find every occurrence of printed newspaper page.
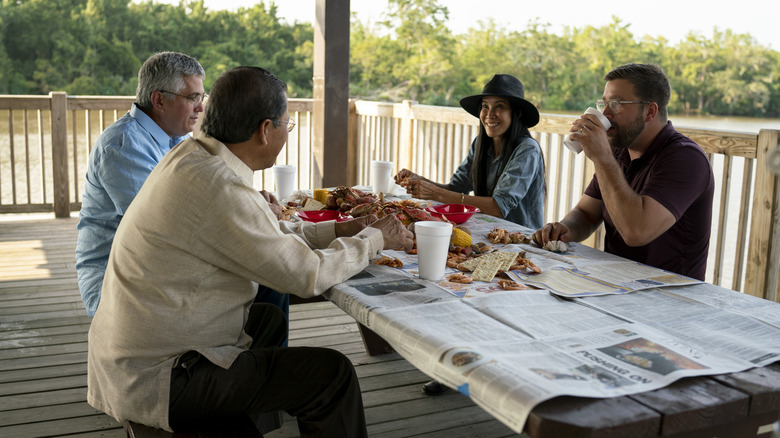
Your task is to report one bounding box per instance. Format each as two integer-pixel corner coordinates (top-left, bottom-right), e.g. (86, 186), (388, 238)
(667, 284), (780, 328)
(324, 263), (456, 326)
(507, 261), (701, 298)
(578, 287), (780, 366)
(372, 213), (701, 299)
(323, 213), (780, 434)
(350, 287), (770, 434)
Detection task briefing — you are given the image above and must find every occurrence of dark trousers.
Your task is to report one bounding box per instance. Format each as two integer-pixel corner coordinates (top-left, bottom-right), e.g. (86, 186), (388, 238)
(255, 284), (290, 346)
(168, 303), (368, 438)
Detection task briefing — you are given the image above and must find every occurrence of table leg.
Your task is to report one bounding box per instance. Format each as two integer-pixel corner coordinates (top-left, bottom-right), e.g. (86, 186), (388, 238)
(357, 323), (394, 355)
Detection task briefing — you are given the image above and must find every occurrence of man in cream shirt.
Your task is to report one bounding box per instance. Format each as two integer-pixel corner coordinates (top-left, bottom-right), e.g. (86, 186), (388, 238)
(87, 66), (413, 437)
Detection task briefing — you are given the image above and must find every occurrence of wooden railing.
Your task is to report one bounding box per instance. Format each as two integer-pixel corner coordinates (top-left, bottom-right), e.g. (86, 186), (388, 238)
(1, 94), (777, 302)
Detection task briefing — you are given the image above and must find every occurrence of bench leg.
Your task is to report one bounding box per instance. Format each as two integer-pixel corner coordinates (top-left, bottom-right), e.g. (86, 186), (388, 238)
(357, 323), (394, 355)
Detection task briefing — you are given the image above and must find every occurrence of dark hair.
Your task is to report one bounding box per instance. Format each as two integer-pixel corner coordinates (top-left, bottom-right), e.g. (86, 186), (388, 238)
(605, 63), (671, 122)
(136, 52), (204, 110)
(469, 103), (532, 196)
(201, 66), (287, 144)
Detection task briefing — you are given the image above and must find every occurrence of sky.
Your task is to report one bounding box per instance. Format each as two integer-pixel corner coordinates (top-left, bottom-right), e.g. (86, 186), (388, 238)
(145, 0), (780, 50)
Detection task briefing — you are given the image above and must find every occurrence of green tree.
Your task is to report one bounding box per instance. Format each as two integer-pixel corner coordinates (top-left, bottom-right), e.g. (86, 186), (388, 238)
(375, 0), (459, 105)
(1, 0), (779, 119)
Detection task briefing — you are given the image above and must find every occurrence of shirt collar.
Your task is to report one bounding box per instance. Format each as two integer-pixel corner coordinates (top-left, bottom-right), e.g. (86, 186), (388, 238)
(194, 133), (254, 186)
(617, 121), (676, 167)
(130, 103), (188, 150)
(640, 121), (676, 161)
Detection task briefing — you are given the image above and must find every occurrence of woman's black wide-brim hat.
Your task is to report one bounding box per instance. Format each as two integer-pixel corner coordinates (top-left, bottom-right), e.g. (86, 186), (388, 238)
(459, 74), (540, 128)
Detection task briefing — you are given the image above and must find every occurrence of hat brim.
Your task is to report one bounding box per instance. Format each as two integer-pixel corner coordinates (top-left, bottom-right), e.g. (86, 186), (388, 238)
(459, 93), (540, 128)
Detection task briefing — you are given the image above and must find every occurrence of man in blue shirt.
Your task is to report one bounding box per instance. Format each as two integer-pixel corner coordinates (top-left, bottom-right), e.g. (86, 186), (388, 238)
(76, 52), (207, 316)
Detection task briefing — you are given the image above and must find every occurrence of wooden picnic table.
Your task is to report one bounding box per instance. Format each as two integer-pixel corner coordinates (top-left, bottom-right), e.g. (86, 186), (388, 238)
(332, 211), (780, 438)
(527, 362), (780, 437)
(357, 324), (780, 437)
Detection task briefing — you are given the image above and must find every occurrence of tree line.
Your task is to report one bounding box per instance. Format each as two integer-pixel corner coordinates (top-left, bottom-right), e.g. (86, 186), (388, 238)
(1, 0), (778, 117)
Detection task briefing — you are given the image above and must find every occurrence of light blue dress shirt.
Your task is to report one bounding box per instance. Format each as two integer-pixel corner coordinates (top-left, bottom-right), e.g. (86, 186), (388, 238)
(449, 136), (545, 230)
(76, 104), (187, 316)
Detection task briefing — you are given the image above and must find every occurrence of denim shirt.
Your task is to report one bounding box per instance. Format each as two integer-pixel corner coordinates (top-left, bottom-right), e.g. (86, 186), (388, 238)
(75, 104), (188, 316)
(449, 136), (545, 230)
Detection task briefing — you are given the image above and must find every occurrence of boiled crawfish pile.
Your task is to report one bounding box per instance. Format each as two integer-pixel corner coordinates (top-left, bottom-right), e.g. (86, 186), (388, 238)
(325, 186), (440, 225)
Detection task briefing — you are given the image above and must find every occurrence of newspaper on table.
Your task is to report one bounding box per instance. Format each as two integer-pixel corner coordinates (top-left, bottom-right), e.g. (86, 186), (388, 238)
(375, 214), (701, 298)
(506, 260), (701, 298)
(325, 213), (780, 435)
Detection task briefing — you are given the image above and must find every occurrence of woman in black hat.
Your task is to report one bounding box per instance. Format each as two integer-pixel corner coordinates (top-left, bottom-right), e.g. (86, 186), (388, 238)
(395, 74), (545, 229)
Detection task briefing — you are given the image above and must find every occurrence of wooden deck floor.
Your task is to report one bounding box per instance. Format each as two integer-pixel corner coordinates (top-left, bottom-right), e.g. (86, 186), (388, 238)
(0, 213), (522, 438)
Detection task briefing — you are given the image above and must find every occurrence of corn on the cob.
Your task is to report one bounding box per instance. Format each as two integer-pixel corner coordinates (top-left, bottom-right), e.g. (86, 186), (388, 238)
(450, 226), (472, 247)
(313, 188), (329, 204)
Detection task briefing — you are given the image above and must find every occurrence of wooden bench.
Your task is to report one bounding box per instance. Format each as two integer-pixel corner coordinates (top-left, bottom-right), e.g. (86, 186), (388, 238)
(123, 417), (262, 437)
(117, 298), (348, 438)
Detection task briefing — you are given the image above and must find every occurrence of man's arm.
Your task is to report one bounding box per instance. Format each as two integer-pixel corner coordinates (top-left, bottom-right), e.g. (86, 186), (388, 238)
(97, 138), (160, 216)
(591, 156), (676, 246)
(575, 110), (677, 247)
(533, 195), (604, 245)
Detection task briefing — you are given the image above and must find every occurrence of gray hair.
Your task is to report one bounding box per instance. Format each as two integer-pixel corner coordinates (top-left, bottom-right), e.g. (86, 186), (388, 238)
(136, 52), (205, 110)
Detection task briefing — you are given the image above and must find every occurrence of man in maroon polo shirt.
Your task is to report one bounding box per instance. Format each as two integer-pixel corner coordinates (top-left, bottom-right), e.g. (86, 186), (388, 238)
(533, 63), (714, 281)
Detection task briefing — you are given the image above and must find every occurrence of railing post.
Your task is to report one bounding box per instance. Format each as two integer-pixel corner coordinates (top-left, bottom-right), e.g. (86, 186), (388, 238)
(347, 100), (358, 187)
(398, 100), (415, 172)
(50, 92), (70, 218)
(745, 129), (780, 301)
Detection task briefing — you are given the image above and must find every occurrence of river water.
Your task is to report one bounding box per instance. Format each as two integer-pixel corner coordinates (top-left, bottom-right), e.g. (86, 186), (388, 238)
(669, 114), (780, 133)
(2, 109), (778, 291)
(549, 111), (780, 134)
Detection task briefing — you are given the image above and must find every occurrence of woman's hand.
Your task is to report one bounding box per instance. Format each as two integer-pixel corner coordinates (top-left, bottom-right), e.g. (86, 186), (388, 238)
(394, 168), (417, 186)
(405, 178), (440, 200)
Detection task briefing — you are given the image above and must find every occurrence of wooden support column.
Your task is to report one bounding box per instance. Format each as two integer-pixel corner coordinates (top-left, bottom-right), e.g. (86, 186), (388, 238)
(313, 0), (350, 187)
(745, 129), (780, 301)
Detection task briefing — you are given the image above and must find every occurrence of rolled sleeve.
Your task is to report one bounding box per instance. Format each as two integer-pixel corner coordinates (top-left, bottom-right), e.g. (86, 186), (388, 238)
(492, 139), (545, 229)
(449, 139), (476, 194)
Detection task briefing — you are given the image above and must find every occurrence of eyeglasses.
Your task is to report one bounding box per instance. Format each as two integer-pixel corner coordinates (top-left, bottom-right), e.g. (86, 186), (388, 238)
(596, 99), (651, 114)
(275, 118), (296, 132)
(159, 90), (207, 106)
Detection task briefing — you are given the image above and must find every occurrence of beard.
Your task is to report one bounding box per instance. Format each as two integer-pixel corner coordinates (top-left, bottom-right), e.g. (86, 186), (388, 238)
(608, 110), (645, 149)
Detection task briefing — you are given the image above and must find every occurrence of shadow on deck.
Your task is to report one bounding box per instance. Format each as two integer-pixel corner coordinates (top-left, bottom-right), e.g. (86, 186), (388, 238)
(0, 213), (522, 437)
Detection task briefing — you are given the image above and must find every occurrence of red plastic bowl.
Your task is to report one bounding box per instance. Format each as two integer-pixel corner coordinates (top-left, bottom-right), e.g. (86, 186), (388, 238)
(297, 210), (352, 223)
(425, 204), (481, 224)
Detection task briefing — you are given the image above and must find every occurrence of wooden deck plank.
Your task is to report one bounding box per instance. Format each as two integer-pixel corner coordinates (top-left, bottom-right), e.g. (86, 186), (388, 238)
(0, 362), (86, 386)
(0, 414), (123, 437)
(0, 315), (92, 331)
(0, 214), (524, 437)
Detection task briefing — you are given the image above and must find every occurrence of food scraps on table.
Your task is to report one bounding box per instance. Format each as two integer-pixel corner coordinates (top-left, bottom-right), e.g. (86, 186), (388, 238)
(280, 186), (443, 228)
(374, 255), (403, 268)
(456, 250), (541, 283)
(326, 186), (439, 225)
(300, 197), (326, 211)
(486, 227), (532, 244)
(279, 204), (297, 221)
(506, 254), (541, 274)
(543, 240), (569, 253)
(498, 279), (526, 290)
(446, 272), (473, 284)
